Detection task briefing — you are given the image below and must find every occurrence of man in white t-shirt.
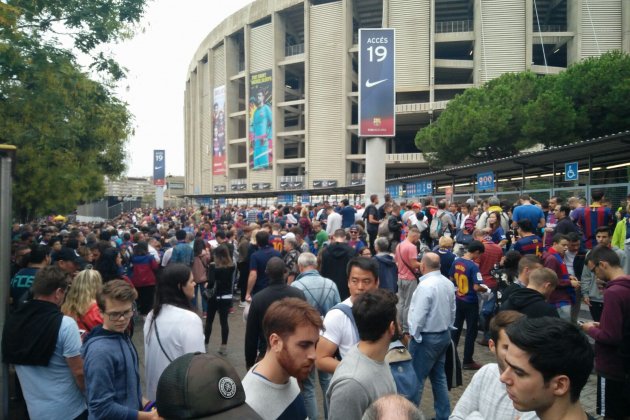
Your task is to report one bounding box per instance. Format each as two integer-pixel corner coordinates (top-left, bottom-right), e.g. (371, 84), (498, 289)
(315, 257), (380, 373)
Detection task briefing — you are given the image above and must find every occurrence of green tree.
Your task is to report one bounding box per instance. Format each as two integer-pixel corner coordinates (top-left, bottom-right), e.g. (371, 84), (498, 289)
(416, 51), (630, 167)
(0, 0), (147, 221)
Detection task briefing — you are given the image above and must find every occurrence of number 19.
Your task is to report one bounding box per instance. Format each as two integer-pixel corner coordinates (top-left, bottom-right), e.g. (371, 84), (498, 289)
(367, 46), (387, 62)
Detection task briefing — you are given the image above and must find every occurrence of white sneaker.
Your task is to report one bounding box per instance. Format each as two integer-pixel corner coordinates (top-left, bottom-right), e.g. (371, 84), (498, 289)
(238, 302), (247, 308)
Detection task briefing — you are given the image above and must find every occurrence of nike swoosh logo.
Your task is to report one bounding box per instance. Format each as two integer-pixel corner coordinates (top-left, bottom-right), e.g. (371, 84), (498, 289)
(365, 79), (387, 88)
(154, 166), (163, 170)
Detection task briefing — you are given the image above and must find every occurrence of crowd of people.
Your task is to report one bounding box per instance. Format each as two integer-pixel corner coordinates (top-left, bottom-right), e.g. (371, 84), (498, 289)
(2, 188), (630, 419)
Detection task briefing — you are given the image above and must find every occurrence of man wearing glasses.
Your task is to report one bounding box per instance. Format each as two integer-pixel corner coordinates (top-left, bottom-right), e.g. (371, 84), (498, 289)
(82, 280), (159, 419)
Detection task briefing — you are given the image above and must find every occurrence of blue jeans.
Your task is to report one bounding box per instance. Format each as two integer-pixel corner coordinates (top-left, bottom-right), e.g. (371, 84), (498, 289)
(193, 283), (207, 313)
(409, 331), (451, 420)
(302, 368), (332, 420)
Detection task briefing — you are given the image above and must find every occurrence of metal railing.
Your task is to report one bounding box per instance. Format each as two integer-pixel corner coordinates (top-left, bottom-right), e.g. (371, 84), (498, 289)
(285, 43), (304, 56)
(534, 24), (568, 32)
(435, 20), (473, 33)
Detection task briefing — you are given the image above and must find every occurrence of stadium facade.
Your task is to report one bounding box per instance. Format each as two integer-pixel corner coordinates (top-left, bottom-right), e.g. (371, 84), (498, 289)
(184, 0), (630, 197)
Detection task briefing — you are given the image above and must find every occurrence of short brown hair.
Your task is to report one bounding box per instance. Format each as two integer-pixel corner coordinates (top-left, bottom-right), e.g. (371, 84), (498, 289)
(263, 298), (323, 347)
(96, 279), (138, 312)
(528, 267), (559, 289)
(489, 310), (524, 344)
(32, 266), (71, 297)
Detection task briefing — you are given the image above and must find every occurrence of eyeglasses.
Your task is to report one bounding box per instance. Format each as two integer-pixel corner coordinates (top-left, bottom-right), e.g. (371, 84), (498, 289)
(104, 309), (135, 321)
(589, 262), (600, 273)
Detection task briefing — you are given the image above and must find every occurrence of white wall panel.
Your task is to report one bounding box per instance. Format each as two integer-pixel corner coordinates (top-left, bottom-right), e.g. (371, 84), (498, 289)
(478, 0), (526, 83)
(580, 0), (622, 59)
(389, 0), (431, 90)
(308, 1), (344, 184)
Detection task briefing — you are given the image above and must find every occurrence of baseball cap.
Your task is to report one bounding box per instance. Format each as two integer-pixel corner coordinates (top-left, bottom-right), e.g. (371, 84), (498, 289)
(349, 225), (359, 232)
(411, 202), (422, 209)
(156, 352), (262, 419)
(282, 232), (296, 240)
(53, 247), (81, 263)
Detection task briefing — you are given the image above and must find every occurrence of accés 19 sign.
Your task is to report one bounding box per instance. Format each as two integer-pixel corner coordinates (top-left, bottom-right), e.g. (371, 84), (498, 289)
(359, 28), (395, 138)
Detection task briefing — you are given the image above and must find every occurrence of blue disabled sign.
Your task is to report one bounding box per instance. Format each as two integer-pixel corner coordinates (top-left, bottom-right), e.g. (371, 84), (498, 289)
(565, 162), (578, 181)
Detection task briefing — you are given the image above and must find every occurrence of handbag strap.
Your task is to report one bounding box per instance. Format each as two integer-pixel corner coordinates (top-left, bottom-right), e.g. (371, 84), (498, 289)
(395, 244), (418, 278)
(154, 319), (172, 362)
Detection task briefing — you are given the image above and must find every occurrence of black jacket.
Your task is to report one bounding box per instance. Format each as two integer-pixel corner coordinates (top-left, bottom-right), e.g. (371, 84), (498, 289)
(500, 287), (559, 318)
(244, 284), (305, 368)
(320, 243), (356, 300)
(374, 254), (398, 293)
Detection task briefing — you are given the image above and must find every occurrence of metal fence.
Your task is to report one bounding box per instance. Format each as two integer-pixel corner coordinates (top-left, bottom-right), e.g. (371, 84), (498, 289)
(76, 199), (142, 221)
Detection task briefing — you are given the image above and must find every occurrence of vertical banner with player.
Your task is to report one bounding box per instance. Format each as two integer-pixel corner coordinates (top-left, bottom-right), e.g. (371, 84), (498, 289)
(153, 150), (165, 186)
(212, 86), (226, 175)
(249, 70), (273, 170)
(359, 28), (395, 137)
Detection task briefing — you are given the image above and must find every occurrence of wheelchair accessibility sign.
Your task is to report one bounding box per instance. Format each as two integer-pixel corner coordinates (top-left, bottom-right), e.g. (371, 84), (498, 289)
(565, 162), (578, 181)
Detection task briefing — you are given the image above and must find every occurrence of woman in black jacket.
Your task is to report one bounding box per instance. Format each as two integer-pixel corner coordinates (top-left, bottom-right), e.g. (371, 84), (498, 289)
(204, 244), (235, 354)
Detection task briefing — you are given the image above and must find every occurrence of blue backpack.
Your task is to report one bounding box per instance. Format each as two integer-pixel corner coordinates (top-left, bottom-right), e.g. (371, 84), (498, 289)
(386, 341), (422, 405)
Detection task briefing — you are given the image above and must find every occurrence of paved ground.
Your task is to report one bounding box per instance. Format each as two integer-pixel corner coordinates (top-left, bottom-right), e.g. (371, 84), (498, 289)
(132, 301), (601, 420)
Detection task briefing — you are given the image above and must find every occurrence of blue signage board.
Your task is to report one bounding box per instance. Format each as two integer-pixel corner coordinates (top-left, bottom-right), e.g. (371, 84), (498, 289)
(359, 28), (395, 137)
(477, 171), (495, 192)
(218, 197), (226, 205)
(153, 150), (165, 186)
(301, 194), (311, 204)
(277, 194), (294, 204)
(386, 185), (402, 199)
(565, 162), (578, 181)
(406, 181), (433, 197)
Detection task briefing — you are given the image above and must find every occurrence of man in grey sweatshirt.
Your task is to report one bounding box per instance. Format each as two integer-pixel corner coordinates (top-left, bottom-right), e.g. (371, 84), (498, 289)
(326, 289), (397, 420)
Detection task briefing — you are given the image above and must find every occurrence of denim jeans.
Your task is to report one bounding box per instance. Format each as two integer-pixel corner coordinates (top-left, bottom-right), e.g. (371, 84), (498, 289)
(409, 331), (451, 420)
(193, 283), (208, 313)
(451, 299), (479, 364)
(302, 368), (332, 420)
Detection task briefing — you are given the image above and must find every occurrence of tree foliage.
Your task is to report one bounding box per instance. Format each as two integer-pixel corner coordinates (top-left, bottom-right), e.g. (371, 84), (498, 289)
(0, 0), (148, 220)
(415, 51), (630, 166)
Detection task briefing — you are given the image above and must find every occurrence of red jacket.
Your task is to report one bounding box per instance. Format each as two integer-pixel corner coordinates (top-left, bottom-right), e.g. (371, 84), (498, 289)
(130, 254), (158, 288)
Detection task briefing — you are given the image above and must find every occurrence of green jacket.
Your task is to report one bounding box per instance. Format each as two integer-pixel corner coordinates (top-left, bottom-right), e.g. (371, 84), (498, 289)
(612, 217), (628, 250)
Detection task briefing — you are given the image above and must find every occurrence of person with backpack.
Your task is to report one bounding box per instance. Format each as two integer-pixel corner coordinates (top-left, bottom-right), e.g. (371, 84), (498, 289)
(168, 229), (194, 267)
(430, 200), (455, 247)
(316, 257), (380, 376)
(476, 196), (511, 234)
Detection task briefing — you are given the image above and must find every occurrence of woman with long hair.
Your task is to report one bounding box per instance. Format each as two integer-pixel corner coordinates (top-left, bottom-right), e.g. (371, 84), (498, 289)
(483, 211), (508, 248)
(204, 244), (235, 355)
(61, 269), (103, 340)
(130, 241), (159, 315)
(191, 238), (210, 315)
(95, 247), (127, 283)
(143, 264), (205, 401)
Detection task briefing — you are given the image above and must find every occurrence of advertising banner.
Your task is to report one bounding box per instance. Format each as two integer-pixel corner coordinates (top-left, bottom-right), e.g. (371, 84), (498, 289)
(212, 86), (226, 175)
(249, 70), (273, 170)
(153, 150), (165, 186)
(477, 171), (495, 192)
(359, 28), (395, 137)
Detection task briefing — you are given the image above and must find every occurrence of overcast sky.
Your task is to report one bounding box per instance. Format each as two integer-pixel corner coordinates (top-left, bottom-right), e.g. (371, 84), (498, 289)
(112, 0), (254, 177)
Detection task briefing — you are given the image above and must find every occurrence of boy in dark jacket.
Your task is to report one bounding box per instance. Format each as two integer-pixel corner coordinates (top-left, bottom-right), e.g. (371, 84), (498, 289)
(581, 246), (630, 419)
(500, 268), (559, 318)
(82, 280), (158, 420)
